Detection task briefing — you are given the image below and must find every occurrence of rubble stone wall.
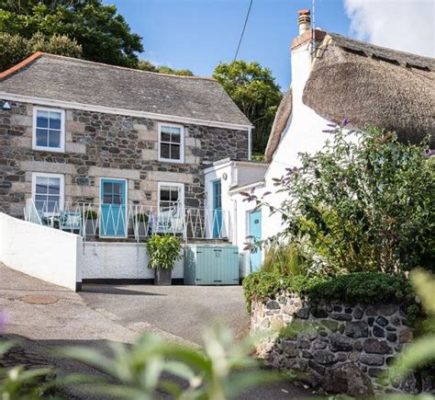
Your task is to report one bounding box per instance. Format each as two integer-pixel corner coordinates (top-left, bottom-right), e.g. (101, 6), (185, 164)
(251, 291), (431, 396)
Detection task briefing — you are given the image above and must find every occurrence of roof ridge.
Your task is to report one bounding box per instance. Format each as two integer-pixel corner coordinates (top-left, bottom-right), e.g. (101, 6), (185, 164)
(326, 32), (435, 66)
(0, 51), (44, 81)
(40, 52), (218, 82)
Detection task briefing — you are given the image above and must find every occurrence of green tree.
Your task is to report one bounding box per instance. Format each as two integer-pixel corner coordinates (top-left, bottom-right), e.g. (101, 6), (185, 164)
(137, 60), (194, 76)
(0, 0), (143, 68)
(213, 60), (282, 155)
(0, 32), (82, 71)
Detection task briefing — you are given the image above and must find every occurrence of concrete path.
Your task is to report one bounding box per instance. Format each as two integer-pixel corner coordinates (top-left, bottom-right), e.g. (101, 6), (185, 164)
(80, 283), (250, 345)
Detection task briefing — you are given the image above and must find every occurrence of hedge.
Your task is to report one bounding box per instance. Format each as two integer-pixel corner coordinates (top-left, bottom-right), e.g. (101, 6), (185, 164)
(243, 271), (415, 313)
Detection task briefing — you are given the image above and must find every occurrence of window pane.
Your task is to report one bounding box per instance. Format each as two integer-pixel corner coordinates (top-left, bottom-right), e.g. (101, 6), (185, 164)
(170, 188), (179, 201)
(36, 129), (48, 147)
(49, 112), (61, 130)
(170, 144), (180, 160)
(103, 182), (113, 196)
(160, 143), (170, 159)
(36, 111), (49, 128)
(46, 196), (59, 212)
(112, 194), (122, 205)
(113, 183), (122, 195)
(48, 178), (60, 194)
(161, 132), (171, 142)
(171, 133), (181, 144)
(35, 177), (49, 193)
(48, 130), (61, 148)
(160, 189), (170, 201)
(103, 195), (112, 204)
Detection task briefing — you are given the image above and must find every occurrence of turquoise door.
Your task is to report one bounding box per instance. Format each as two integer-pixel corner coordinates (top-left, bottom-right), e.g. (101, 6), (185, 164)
(212, 180), (222, 238)
(100, 178), (127, 238)
(248, 209), (262, 272)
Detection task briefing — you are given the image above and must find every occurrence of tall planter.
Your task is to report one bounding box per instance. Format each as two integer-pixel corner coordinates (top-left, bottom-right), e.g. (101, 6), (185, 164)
(154, 268), (172, 286)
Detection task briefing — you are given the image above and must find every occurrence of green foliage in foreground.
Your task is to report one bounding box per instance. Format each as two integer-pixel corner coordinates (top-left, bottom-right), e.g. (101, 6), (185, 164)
(61, 325), (279, 400)
(0, 342), (56, 400)
(243, 271), (415, 312)
(390, 270), (435, 380)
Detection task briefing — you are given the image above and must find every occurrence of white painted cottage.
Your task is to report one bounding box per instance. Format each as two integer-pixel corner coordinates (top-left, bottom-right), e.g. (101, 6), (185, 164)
(207, 9), (435, 277)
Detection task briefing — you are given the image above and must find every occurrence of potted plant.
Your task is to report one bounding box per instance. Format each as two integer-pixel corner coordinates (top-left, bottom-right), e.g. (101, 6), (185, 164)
(83, 209), (98, 238)
(134, 212), (150, 239)
(146, 234), (182, 285)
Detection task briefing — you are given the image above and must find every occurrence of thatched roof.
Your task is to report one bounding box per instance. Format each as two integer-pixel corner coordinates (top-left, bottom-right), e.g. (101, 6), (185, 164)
(265, 88), (292, 162)
(303, 33), (435, 146)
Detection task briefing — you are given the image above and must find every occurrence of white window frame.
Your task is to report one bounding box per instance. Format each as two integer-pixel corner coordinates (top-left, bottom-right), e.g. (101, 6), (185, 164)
(158, 123), (185, 163)
(32, 106), (65, 152)
(157, 182), (185, 212)
(31, 172), (65, 216)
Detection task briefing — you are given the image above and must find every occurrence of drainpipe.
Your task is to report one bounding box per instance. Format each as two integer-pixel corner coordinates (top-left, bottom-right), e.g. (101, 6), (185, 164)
(247, 127), (252, 160)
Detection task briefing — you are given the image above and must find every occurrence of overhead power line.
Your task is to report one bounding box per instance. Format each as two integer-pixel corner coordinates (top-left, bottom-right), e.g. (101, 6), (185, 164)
(233, 0), (254, 61)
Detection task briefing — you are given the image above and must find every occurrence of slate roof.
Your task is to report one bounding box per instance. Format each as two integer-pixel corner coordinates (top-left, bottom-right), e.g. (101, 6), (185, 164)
(0, 53), (252, 127)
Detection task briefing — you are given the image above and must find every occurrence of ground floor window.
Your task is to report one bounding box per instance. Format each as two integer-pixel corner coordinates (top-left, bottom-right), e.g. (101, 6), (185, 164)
(158, 182), (184, 212)
(32, 173), (64, 215)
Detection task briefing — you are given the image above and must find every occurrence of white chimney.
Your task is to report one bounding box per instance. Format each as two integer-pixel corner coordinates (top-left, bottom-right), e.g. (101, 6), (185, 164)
(290, 10), (325, 111)
(298, 9), (311, 35)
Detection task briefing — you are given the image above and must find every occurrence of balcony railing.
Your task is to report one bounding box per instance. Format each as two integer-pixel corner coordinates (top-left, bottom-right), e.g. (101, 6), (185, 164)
(23, 199), (231, 242)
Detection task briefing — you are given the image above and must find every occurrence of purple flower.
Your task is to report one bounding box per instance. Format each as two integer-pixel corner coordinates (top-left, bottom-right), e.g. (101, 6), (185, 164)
(0, 311), (8, 332)
(341, 117), (349, 127)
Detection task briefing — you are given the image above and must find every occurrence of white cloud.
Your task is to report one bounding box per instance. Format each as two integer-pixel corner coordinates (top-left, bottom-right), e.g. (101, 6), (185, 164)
(344, 0), (435, 57)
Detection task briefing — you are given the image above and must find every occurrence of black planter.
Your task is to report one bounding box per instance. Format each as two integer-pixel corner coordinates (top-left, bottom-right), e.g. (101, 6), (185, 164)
(154, 268), (172, 285)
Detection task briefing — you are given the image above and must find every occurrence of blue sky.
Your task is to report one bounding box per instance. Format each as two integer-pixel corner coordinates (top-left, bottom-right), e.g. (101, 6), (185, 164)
(108, 0), (351, 89)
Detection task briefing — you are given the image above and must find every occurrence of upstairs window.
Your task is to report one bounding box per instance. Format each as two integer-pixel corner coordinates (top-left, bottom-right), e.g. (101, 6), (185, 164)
(158, 124), (184, 163)
(32, 107), (65, 152)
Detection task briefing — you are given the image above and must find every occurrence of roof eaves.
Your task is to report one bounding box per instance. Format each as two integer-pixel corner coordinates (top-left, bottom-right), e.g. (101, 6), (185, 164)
(0, 51), (44, 81)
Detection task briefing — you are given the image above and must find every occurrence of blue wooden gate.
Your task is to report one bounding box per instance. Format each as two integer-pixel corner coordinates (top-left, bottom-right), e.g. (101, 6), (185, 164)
(248, 209), (262, 272)
(99, 178), (127, 238)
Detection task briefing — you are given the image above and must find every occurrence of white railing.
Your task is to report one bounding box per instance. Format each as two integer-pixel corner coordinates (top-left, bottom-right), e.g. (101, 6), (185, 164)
(23, 199), (231, 242)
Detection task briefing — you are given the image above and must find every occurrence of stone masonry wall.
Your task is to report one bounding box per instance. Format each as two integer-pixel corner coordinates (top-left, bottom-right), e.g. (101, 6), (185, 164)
(0, 101), (249, 216)
(251, 292), (432, 396)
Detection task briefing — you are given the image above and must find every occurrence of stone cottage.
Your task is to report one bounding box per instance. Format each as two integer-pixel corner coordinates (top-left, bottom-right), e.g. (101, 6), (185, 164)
(0, 52), (252, 238)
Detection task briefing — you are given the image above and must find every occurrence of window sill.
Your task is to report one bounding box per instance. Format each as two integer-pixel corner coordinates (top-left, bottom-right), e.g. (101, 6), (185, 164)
(32, 146), (65, 153)
(158, 157), (185, 164)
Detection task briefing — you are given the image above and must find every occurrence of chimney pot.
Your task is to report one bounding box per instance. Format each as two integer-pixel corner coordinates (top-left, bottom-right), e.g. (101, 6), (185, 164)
(297, 9), (311, 35)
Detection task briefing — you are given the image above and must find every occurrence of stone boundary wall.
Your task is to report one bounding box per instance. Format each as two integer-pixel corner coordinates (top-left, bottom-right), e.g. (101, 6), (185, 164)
(251, 291), (432, 396)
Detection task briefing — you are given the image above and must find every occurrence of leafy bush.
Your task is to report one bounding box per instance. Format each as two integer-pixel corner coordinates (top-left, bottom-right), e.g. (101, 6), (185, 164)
(146, 235), (182, 270)
(261, 242), (309, 276)
(83, 210), (98, 220)
(249, 126), (435, 274)
(134, 213), (149, 223)
(243, 271), (414, 312)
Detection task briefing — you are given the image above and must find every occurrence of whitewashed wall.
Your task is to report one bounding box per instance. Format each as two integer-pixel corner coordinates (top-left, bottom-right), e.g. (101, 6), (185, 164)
(79, 242), (184, 280)
(0, 212), (81, 290)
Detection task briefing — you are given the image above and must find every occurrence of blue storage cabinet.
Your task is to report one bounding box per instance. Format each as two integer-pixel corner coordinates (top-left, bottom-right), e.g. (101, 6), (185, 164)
(184, 244), (240, 285)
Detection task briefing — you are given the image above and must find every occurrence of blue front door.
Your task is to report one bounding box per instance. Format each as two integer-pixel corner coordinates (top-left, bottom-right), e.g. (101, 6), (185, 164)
(248, 209), (262, 272)
(100, 178), (127, 238)
(212, 180), (222, 238)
